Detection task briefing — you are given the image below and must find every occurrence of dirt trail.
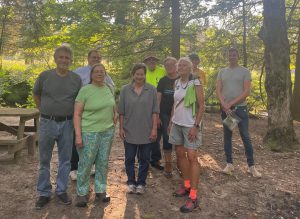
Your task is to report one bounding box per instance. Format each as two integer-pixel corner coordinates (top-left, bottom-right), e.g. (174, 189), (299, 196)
(0, 113), (299, 219)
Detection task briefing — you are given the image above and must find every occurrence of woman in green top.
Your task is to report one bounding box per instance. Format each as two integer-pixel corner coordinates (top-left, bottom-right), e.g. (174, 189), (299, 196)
(73, 63), (117, 207)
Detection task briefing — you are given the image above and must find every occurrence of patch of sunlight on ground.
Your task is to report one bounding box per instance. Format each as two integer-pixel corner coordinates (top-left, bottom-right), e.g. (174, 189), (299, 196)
(199, 153), (221, 171)
(103, 190), (128, 219)
(215, 124), (223, 128)
(41, 212), (49, 219)
(134, 203), (141, 219)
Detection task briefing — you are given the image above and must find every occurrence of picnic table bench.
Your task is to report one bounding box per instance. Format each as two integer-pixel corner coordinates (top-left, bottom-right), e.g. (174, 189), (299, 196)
(0, 108), (39, 161)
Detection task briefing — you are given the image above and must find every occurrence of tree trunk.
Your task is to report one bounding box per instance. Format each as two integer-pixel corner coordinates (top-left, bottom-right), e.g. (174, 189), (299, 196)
(292, 21), (300, 121)
(171, 0), (180, 59)
(259, 0), (298, 151)
(242, 0), (247, 68)
(0, 11), (8, 70)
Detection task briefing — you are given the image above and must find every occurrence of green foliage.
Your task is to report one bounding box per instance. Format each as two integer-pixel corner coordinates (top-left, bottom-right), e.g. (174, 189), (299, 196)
(0, 60), (41, 107)
(247, 71), (267, 113)
(0, 0), (299, 114)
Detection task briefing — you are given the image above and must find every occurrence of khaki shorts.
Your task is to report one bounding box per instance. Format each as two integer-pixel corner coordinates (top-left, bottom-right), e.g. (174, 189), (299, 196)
(169, 123), (203, 150)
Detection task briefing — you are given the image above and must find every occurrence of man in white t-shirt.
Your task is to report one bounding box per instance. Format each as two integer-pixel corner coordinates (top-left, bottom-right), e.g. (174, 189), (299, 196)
(216, 48), (261, 178)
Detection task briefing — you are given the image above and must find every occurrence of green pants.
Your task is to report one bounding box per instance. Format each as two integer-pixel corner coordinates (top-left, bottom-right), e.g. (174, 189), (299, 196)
(76, 127), (114, 196)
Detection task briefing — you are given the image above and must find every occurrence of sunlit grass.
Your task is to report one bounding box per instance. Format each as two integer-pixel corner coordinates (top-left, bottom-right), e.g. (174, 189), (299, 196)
(2, 60), (26, 71)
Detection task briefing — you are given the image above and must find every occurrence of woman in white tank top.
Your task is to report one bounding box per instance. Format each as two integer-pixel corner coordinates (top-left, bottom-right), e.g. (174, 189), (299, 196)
(168, 57), (204, 213)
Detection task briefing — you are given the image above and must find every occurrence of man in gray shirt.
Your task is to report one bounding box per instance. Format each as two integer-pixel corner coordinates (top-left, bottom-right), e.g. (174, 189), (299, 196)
(33, 46), (82, 209)
(216, 47), (261, 178)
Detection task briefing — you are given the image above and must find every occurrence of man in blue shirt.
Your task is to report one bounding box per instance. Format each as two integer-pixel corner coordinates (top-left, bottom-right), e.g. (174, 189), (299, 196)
(74, 50), (115, 87)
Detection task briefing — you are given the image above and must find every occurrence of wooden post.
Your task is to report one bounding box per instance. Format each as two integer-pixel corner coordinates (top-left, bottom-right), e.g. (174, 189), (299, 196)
(28, 115), (39, 156)
(14, 117), (25, 160)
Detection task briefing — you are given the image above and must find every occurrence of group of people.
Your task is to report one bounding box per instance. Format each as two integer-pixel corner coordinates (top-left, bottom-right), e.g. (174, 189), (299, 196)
(33, 46), (261, 214)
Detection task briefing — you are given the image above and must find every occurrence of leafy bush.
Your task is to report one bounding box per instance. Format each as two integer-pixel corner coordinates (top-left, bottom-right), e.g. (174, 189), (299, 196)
(0, 69), (30, 107)
(0, 61), (41, 107)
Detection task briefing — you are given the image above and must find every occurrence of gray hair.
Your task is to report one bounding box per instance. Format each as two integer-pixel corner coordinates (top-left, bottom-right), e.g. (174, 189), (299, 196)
(163, 56), (177, 65)
(177, 57), (193, 70)
(54, 46), (73, 59)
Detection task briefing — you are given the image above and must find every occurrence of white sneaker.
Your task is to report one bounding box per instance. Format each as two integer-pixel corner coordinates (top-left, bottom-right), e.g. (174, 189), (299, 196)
(248, 166), (262, 178)
(136, 185), (145, 195)
(90, 165), (95, 176)
(69, 170), (77, 181)
(128, 184), (136, 194)
(222, 163), (234, 175)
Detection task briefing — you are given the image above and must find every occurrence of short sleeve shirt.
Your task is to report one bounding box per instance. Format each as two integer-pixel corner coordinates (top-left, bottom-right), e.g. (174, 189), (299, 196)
(33, 69), (82, 116)
(75, 84), (115, 132)
(146, 66), (165, 87)
(157, 76), (178, 115)
(172, 78), (201, 127)
(217, 66), (251, 106)
(118, 83), (159, 144)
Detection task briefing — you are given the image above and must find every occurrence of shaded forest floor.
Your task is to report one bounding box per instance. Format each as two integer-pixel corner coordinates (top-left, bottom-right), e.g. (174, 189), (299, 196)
(0, 113), (300, 219)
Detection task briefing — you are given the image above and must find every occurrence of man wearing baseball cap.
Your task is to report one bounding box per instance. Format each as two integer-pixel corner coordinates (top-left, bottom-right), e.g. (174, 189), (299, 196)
(143, 54), (165, 170)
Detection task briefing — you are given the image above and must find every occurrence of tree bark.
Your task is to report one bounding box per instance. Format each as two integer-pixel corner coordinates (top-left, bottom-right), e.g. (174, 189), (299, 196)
(171, 0), (180, 59)
(292, 21), (300, 121)
(0, 9), (9, 70)
(259, 0), (298, 151)
(242, 0), (248, 68)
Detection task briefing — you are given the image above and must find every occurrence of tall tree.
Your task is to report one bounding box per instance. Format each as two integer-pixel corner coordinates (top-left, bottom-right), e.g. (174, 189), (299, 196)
(0, 3), (10, 69)
(0, 0), (21, 68)
(242, 0), (247, 67)
(259, 0), (298, 151)
(171, 0), (180, 58)
(292, 21), (300, 121)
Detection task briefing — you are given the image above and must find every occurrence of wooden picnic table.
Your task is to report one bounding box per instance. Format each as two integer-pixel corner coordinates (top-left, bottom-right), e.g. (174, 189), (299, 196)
(0, 108), (40, 161)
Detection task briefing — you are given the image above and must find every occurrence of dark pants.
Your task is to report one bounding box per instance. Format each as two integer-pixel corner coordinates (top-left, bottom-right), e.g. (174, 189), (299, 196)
(124, 141), (152, 186)
(150, 127), (162, 165)
(221, 106), (254, 167)
(71, 134), (79, 171)
(160, 113), (172, 151)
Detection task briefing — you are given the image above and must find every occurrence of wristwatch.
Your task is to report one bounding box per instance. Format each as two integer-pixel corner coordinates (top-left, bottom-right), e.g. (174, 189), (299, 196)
(193, 123), (200, 128)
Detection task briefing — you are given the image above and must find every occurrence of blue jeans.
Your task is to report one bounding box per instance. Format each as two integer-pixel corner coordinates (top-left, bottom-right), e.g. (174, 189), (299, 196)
(124, 141), (152, 186)
(221, 106), (254, 167)
(37, 118), (74, 197)
(150, 127), (162, 165)
(160, 113), (172, 151)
